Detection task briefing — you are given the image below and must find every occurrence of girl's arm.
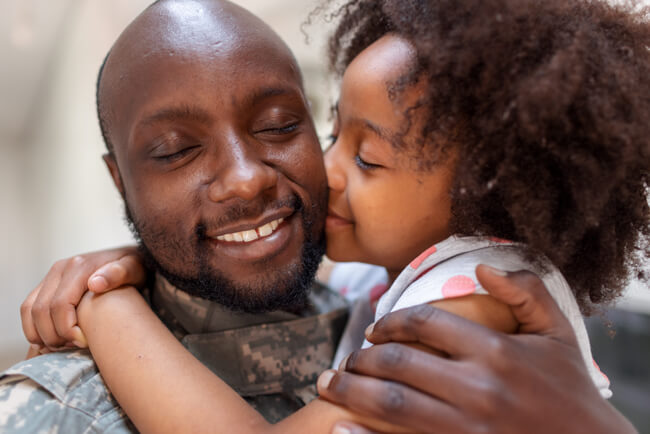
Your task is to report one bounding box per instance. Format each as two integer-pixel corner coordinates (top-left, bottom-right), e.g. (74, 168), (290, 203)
(77, 288), (408, 434)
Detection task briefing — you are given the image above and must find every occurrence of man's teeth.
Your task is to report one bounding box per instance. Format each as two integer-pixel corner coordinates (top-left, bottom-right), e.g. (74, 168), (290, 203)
(216, 218), (284, 242)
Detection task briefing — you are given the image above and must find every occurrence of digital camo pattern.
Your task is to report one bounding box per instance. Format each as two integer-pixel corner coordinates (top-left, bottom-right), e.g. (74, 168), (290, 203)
(0, 350), (136, 433)
(0, 280), (349, 431)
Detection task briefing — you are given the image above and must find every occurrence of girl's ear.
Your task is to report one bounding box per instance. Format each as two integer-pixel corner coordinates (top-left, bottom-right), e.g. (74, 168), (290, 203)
(103, 153), (125, 197)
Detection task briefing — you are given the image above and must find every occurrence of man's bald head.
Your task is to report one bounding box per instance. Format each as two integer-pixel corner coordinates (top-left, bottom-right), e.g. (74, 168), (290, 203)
(96, 0), (302, 153)
(94, 0), (326, 312)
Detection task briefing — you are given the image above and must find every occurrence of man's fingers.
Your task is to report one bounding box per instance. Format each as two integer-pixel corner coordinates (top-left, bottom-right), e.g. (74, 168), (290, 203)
(340, 343), (462, 402)
(475, 265), (576, 342)
(88, 254), (147, 293)
(318, 369), (465, 433)
(365, 303), (497, 358)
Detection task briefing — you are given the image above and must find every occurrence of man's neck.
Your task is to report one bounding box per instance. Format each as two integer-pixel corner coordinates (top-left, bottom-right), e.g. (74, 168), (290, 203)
(150, 274), (303, 335)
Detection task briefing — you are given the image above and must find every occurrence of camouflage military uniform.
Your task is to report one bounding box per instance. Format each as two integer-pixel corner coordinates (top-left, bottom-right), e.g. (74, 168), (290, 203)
(0, 276), (348, 432)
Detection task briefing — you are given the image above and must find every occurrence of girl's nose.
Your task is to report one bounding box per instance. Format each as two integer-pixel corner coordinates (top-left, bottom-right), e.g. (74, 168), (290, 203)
(324, 142), (346, 192)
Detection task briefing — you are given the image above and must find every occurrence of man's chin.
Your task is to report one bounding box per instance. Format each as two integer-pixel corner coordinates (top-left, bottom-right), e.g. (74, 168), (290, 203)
(155, 262), (314, 313)
(124, 191), (326, 313)
(139, 236), (324, 313)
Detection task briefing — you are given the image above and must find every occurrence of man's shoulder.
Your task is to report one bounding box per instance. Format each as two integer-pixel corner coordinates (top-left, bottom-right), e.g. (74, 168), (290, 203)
(0, 350), (135, 433)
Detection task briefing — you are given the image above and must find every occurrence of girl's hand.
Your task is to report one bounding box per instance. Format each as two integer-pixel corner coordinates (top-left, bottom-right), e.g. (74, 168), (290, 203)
(20, 246), (146, 353)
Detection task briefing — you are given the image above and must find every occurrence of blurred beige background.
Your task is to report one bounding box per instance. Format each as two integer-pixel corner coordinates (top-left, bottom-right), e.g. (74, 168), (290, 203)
(1, 3), (648, 419)
(0, 0), (336, 369)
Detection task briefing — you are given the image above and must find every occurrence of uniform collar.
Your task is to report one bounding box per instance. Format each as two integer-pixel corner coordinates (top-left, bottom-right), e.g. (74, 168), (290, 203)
(151, 274), (303, 335)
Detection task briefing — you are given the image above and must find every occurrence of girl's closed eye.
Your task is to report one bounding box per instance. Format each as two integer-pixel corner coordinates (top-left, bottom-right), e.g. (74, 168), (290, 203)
(354, 154), (382, 170)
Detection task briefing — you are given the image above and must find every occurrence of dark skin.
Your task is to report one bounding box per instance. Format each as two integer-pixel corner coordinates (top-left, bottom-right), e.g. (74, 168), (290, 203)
(320, 267), (637, 434)
(19, 0), (636, 432)
(101, 0), (328, 295)
(24, 0), (328, 349)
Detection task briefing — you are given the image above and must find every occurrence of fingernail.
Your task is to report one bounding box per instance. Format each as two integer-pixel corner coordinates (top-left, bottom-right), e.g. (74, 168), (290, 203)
(318, 370), (336, 390)
(332, 424), (352, 434)
(89, 275), (108, 292)
(71, 327), (88, 348)
(30, 344), (42, 351)
(483, 265), (508, 277)
(364, 322), (375, 338)
(338, 354), (350, 371)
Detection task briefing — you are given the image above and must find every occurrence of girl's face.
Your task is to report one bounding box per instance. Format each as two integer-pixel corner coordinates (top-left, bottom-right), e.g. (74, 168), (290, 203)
(325, 35), (455, 279)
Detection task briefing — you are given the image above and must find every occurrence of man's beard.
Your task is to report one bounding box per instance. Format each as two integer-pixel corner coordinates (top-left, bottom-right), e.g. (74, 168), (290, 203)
(124, 194), (326, 313)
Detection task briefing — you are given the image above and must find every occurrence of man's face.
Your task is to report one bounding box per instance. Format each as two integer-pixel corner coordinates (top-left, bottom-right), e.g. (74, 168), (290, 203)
(101, 3), (328, 311)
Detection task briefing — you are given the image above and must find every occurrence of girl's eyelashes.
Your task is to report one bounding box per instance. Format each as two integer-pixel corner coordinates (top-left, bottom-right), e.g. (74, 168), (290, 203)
(354, 154), (382, 170)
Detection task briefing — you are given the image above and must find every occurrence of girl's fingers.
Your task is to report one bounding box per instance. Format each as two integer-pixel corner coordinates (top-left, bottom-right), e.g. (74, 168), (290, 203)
(88, 254), (147, 293)
(31, 261), (68, 349)
(20, 283), (45, 347)
(51, 253), (127, 343)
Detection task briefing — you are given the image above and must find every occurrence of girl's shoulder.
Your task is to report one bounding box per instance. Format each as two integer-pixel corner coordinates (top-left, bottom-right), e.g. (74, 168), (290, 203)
(384, 237), (572, 315)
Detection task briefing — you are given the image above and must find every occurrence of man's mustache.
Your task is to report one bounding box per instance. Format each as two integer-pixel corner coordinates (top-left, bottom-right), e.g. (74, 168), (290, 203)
(195, 195), (303, 240)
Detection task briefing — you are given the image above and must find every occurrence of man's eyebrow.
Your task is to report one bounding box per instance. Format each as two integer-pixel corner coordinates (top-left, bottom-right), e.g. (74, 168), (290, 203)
(140, 106), (212, 126)
(244, 86), (298, 107)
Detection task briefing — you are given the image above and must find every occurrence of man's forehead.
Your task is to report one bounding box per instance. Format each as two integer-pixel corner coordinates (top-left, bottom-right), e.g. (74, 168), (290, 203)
(109, 0), (292, 66)
(98, 0), (304, 146)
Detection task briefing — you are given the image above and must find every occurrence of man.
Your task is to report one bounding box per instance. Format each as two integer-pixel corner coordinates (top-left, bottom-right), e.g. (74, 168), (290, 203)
(1, 0), (336, 430)
(0, 0), (637, 433)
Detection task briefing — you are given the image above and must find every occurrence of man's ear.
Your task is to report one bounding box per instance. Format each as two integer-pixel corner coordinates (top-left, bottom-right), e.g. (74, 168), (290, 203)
(103, 153), (125, 197)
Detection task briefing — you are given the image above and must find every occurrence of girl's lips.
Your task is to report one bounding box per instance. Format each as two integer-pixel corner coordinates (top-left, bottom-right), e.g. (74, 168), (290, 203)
(326, 210), (352, 230)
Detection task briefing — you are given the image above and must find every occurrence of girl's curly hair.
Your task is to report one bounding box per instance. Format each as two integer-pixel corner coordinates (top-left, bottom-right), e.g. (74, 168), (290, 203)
(321, 0), (650, 313)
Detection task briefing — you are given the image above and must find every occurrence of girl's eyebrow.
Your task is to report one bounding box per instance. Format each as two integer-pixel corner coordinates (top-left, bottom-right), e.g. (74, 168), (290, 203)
(362, 119), (401, 148)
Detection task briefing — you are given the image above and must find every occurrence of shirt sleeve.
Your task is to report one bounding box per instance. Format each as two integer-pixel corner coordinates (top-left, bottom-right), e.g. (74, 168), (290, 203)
(0, 351), (136, 433)
(328, 262), (389, 302)
(390, 253), (491, 313)
(388, 246), (613, 400)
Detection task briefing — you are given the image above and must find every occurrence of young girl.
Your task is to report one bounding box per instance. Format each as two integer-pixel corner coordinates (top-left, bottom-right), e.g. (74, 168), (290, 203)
(22, 0), (650, 432)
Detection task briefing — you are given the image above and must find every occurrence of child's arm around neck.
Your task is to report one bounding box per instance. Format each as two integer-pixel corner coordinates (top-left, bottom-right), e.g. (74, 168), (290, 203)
(77, 287), (411, 434)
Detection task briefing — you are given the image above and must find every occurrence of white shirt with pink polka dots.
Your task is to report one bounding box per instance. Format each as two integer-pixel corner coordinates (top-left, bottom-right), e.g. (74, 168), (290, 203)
(329, 235), (612, 399)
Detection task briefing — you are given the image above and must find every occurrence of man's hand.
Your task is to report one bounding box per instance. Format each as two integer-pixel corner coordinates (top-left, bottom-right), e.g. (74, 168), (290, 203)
(21, 246), (146, 352)
(318, 265), (637, 434)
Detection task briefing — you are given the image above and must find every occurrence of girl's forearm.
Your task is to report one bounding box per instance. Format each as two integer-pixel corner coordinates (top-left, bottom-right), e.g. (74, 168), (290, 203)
(76, 288), (409, 434)
(77, 288), (268, 434)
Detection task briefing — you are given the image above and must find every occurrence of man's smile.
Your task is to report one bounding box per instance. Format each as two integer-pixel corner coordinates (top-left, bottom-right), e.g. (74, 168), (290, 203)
(205, 212), (299, 262)
(215, 217), (285, 242)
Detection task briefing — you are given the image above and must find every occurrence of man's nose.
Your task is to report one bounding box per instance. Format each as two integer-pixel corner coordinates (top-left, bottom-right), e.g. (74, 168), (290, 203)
(323, 143), (346, 192)
(207, 144), (278, 203)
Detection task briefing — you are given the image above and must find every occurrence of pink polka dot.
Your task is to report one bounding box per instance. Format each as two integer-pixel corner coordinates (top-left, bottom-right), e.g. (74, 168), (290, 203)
(442, 275), (477, 298)
(410, 245), (438, 269)
(369, 284), (389, 303)
(339, 286), (349, 297)
(592, 359), (610, 383)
